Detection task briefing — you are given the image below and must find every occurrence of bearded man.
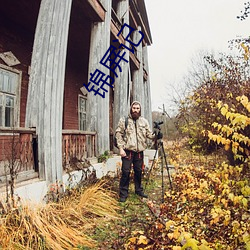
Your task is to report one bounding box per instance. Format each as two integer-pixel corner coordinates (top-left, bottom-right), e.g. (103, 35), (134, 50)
(115, 101), (156, 202)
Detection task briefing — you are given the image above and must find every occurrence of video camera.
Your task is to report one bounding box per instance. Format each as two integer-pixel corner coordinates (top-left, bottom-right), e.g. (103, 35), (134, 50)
(153, 121), (163, 130)
(153, 121), (164, 143)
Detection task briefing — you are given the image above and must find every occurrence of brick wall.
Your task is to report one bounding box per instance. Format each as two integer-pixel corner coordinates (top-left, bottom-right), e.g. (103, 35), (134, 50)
(63, 69), (88, 130)
(0, 15), (34, 127)
(0, 12), (91, 131)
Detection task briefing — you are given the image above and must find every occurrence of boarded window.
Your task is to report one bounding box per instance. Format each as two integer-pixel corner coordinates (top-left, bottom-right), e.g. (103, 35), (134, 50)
(78, 95), (87, 131)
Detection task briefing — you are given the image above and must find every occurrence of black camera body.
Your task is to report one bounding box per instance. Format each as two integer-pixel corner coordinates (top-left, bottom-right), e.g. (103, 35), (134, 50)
(153, 121), (163, 141)
(153, 121), (163, 130)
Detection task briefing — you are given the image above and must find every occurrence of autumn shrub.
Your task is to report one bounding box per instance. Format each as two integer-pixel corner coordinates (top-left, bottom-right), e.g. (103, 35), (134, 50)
(176, 47), (250, 155)
(125, 162), (250, 249)
(207, 95), (250, 167)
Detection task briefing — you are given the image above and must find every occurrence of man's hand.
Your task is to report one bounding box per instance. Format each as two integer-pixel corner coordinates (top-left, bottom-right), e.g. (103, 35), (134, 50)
(120, 148), (126, 157)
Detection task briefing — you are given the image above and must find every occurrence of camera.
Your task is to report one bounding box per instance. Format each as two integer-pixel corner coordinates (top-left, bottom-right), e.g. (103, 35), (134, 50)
(153, 121), (163, 130)
(153, 121), (163, 141)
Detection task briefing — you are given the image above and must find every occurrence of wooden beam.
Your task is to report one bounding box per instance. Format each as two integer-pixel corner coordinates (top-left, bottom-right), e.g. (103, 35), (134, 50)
(137, 0), (153, 44)
(130, 0), (152, 45)
(129, 8), (138, 29)
(111, 8), (122, 30)
(110, 19), (125, 44)
(130, 52), (140, 70)
(137, 12), (151, 45)
(75, 0), (106, 22)
(87, 0), (106, 21)
(62, 130), (96, 135)
(129, 8), (147, 46)
(110, 20), (140, 70)
(0, 127), (36, 134)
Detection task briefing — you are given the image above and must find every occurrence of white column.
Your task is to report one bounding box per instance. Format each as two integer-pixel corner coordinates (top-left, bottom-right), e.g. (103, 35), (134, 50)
(132, 26), (144, 116)
(142, 45), (153, 126)
(25, 0), (72, 183)
(86, 0), (112, 155)
(114, 0), (130, 129)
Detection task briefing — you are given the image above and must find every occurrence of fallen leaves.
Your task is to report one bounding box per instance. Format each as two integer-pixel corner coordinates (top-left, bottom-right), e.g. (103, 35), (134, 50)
(125, 148), (250, 249)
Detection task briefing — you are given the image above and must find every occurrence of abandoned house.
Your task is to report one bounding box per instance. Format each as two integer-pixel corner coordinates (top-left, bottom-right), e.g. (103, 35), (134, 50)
(0, 0), (153, 198)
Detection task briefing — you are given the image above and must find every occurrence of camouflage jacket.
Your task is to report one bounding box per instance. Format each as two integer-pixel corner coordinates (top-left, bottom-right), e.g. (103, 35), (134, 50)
(115, 115), (155, 152)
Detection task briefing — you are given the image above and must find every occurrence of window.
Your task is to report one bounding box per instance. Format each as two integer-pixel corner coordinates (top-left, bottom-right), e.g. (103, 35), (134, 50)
(78, 95), (87, 131)
(0, 66), (20, 127)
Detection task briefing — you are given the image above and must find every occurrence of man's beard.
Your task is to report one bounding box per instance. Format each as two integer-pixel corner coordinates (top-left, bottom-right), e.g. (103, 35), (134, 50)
(131, 112), (140, 120)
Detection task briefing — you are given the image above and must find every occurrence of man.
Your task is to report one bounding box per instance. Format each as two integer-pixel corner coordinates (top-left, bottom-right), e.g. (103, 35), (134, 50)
(115, 101), (160, 202)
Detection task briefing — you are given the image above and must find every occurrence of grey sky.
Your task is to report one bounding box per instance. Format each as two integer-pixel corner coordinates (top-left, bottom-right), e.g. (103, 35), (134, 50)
(145, 0), (250, 111)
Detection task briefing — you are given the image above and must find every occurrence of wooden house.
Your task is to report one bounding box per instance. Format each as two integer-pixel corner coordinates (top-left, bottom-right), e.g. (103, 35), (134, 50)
(0, 0), (153, 189)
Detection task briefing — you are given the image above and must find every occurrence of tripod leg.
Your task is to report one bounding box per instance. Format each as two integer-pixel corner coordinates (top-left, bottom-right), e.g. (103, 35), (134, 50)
(160, 146), (165, 203)
(161, 143), (173, 190)
(144, 147), (158, 192)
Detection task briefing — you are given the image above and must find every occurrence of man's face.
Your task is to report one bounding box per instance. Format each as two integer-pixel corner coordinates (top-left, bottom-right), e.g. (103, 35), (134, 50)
(131, 103), (140, 119)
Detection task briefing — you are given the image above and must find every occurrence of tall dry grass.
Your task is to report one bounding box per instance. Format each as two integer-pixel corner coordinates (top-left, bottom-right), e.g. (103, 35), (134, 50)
(0, 180), (121, 249)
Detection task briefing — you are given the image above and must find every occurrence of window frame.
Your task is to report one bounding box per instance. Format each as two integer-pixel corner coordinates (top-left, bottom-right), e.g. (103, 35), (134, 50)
(0, 64), (22, 129)
(78, 95), (87, 131)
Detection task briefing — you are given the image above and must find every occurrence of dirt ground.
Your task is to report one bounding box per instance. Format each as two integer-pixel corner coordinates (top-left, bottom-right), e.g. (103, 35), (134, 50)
(87, 165), (172, 250)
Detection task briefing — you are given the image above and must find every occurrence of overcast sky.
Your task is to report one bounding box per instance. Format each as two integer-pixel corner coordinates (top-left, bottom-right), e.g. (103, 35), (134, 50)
(144, 0), (250, 112)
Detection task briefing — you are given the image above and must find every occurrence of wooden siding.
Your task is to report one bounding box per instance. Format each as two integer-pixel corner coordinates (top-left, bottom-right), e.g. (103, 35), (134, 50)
(132, 26), (144, 113)
(142, 45), (153, 126)
(86, 0), (112, 155)
(26, 0), (73, 183)
(113, 0), (131, 134)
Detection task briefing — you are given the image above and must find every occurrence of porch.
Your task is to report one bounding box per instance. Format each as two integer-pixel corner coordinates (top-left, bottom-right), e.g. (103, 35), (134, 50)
(0, 128), (97, 188)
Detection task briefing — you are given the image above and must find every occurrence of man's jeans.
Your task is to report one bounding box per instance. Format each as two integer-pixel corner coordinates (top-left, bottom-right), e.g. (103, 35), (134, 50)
(119, 150), (144, 198)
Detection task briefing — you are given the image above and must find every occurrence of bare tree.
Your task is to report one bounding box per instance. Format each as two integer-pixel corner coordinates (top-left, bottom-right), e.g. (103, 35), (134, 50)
(237, 2), (250, 20)
(4, 129), (21, 208)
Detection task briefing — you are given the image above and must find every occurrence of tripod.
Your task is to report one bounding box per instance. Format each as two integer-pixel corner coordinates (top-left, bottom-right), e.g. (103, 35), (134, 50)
(144, 130), (173, 203)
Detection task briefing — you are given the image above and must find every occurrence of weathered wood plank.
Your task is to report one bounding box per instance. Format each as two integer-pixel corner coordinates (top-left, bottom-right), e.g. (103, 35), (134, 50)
(75, 0), (106, 22)
(113, 0), (131, 133)
(142, 45), (152, 126)
(129, 8), (138, 29)
(110, 20), (125, 45)
(87, 0), (106, 21)
(130, 51), (140, 70)
(0, 127), (35, 133)
(56, 0), (73, 182)
(62, 130), (96, 135)
(130, 0), (152, 46)
(110, 15), (139, 71)
(132, 26), (144, 114)
(86, 0), (112, 155)
(26, 0), (72, 183)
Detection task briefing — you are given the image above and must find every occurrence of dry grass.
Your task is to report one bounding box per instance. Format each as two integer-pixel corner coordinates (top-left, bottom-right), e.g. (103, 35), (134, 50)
(0, 180), (121, 249)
